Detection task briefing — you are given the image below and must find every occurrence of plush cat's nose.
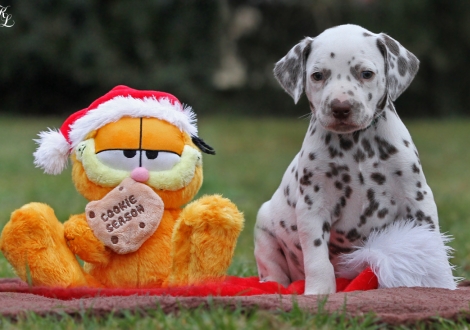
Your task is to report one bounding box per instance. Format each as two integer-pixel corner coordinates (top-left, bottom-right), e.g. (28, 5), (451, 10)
(131, 167), (149, 182)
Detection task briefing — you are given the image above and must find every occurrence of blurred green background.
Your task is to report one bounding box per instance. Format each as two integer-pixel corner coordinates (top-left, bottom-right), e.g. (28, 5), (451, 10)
(1, 0), (470, 280)
(1, 0), (470, 117)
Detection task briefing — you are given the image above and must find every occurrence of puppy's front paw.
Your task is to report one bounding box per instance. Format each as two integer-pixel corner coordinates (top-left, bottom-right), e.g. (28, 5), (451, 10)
(304, 280), (336, 295)
(304, 265), (336, 295)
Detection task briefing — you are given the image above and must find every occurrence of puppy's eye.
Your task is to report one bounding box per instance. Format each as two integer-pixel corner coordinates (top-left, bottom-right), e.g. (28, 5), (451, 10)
(361, 71), (374, 80)
(311, 72), (324, 81)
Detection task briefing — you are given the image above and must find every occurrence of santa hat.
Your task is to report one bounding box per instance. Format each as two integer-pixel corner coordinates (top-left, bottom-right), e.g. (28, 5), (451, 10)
(33, 85), (197, 175)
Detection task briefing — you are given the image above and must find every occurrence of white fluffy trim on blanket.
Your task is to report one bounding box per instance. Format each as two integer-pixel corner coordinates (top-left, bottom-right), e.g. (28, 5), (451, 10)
(337, 221), (458, 290)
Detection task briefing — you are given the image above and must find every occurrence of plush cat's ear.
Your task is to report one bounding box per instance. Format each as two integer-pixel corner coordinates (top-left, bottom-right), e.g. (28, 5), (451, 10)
(192, 136), (215, 155)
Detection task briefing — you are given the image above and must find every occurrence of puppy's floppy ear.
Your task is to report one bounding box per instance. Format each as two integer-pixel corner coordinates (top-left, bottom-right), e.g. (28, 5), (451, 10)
(376, 33), (419, 101)
(273, 37), (314, 104)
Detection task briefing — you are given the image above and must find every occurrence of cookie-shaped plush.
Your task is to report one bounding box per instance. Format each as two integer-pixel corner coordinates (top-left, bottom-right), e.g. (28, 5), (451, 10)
(85, 177), (164, 254)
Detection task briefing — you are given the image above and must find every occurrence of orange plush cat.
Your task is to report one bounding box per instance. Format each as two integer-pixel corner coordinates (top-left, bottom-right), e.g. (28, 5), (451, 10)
(0, 85), (244, 288)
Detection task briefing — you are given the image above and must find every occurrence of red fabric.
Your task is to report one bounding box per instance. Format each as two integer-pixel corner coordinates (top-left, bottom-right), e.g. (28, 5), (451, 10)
(342, 267), (378, 292)
(0, 268), (378, 300)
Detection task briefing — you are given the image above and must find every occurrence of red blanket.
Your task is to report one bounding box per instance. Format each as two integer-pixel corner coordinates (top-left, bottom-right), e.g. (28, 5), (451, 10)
(0, 268), (377, 300)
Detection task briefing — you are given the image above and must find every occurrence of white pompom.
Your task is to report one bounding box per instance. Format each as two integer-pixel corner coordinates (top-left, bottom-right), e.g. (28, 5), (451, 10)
(33, 129), (70, 175)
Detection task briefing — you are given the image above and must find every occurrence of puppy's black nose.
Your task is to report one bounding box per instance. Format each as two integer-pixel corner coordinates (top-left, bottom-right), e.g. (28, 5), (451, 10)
(331, 99), (351, 119)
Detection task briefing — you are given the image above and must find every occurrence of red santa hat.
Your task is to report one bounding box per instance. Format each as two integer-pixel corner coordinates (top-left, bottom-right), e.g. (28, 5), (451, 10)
(33, 85), (197, 175)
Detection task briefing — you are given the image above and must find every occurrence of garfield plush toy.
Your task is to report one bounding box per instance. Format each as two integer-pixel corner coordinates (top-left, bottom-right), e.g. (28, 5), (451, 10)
(0, 85), (244, 288)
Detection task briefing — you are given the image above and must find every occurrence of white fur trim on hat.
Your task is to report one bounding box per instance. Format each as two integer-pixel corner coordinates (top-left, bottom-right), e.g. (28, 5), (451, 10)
(33, 128), (71, 175)
(337, 221), (459, 290)
(68, 95), (197, 150)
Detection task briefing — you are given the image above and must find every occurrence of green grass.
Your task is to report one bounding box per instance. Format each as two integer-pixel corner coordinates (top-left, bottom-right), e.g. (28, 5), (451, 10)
(1, 115), (470, 328)
(0, 301), (384, 330)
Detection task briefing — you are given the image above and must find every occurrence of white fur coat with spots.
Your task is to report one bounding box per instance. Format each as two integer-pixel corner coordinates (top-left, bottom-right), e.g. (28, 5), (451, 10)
(254, 24), (457, 295)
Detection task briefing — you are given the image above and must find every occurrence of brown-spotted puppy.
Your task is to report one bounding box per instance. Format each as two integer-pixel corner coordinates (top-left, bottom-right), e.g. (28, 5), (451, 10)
(254, 24), (445, 295)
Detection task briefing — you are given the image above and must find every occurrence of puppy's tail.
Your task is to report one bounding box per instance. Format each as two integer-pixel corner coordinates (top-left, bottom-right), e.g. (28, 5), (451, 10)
(336, 221), (459, 290)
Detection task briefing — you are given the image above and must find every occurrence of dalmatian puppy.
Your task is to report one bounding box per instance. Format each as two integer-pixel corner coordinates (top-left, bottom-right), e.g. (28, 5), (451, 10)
(254, 24), (440, 295)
